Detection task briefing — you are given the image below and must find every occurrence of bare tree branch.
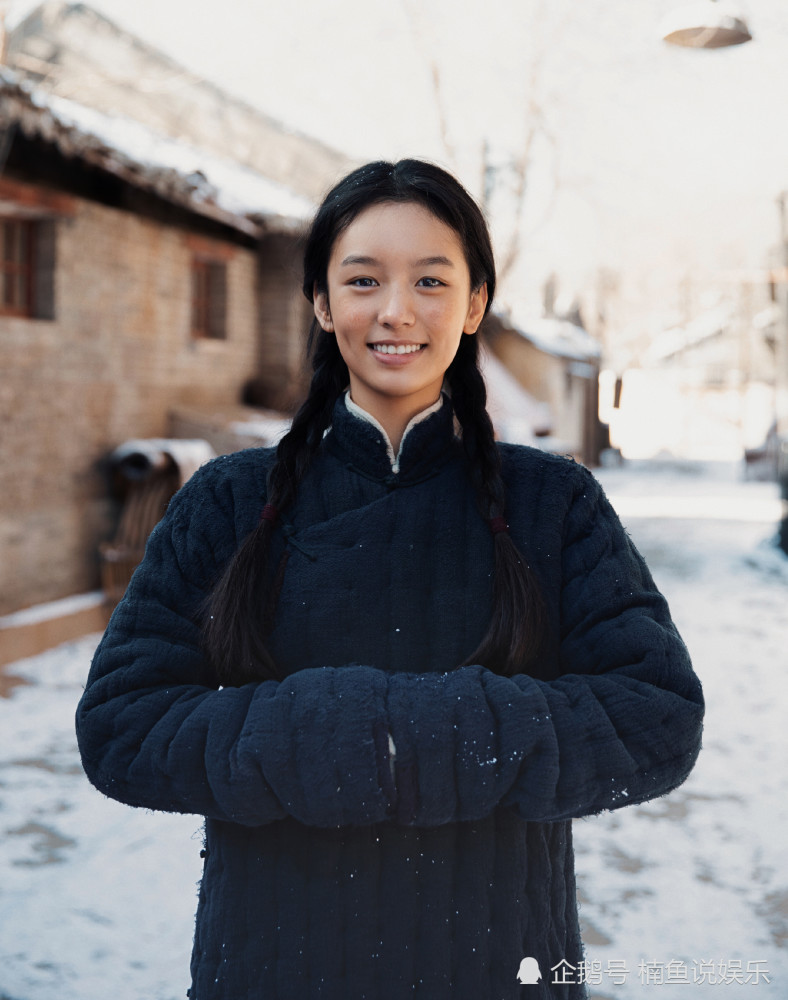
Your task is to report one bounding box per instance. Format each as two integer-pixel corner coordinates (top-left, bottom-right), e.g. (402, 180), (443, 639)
(399, 0), (566, 290)
(400, 0), (457, 165)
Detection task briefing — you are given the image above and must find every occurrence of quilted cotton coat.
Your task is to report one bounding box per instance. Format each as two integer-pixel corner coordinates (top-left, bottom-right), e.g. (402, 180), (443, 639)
(76, 395), (704, 1000)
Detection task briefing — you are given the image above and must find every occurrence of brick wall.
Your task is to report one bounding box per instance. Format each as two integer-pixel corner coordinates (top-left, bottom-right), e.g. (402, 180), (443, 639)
(0, 186), (289, 614)
(255, 233), (313, 411)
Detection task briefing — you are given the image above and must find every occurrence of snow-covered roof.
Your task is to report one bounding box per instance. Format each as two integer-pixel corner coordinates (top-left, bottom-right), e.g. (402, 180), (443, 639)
(752, 304), (780, 332)
(496, 311), (602, 363)
(0, 67), (314, 235)
(647, 303), (732, 363)
(479, 346), (553, 444)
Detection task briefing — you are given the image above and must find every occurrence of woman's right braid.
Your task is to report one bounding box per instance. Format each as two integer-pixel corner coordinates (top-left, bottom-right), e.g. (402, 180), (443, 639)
(267, 328), (349, 512)
(203, 328), (348, 684)
(258, 331), (348, 634)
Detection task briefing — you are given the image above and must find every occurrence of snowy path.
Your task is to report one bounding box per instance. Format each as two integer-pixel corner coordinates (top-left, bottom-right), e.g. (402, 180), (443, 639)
(0, 459), (786, 1000)
(577, 460), (788, 999)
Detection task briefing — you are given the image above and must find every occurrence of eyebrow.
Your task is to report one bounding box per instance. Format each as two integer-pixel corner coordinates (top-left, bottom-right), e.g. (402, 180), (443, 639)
(338, 254), (457, 268)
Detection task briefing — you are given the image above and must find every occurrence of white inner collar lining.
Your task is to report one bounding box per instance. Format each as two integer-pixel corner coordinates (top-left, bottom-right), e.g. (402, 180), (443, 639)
(344, 391), (444, 473)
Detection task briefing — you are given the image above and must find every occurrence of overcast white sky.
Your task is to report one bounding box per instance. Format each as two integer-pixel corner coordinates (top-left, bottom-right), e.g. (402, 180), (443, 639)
(7, 0), (788, 324)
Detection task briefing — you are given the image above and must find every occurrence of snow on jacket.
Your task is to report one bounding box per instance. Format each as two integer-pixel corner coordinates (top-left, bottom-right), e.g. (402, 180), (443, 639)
(75, 394), (704, 1000)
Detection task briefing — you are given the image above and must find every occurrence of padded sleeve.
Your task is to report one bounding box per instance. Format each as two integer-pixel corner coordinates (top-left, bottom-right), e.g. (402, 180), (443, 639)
(385, 465), (704, 826)
(75, 465), (397, 829)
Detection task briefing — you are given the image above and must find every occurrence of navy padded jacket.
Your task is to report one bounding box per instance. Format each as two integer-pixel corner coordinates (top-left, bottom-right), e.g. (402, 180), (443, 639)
(76, 395), (704, 999)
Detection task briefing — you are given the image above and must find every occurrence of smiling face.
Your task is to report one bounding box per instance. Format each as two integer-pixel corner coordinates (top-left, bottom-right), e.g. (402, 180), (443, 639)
(313, 201), (488, 443)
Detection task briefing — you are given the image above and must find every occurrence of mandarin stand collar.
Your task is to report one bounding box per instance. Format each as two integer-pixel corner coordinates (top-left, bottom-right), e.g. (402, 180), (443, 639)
(326, 393), (458, 483)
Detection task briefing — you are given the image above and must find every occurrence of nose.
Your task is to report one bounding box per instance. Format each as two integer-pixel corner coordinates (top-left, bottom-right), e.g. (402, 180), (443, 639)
(377, 283), (415, 329)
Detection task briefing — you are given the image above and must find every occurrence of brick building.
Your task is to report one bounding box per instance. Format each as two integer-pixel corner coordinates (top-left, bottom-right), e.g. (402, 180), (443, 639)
(0, 70), (317, 616)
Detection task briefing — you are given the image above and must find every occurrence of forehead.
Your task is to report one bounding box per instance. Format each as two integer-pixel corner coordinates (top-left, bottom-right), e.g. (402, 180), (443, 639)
(330, 201), (466, 268)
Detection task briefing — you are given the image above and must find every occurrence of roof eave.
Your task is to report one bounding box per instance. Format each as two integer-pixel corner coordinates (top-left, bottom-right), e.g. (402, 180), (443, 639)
(0, 75), (303, 238)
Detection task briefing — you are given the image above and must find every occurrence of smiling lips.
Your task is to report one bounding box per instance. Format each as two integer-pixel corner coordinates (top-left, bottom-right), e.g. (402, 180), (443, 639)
(369, 343), (426, 355)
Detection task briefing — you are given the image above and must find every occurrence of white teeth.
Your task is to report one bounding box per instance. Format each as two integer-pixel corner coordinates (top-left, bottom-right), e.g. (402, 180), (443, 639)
(371, 344), (424, 355)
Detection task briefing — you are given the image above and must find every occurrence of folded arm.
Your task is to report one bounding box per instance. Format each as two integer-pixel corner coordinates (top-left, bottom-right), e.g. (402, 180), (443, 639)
(385, 464), (704, 825)
(76, 465), (397, 829)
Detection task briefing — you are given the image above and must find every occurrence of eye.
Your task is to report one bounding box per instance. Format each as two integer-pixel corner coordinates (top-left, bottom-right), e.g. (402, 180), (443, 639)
(417, 277), (445, 288)
(349, 277), (378, 288)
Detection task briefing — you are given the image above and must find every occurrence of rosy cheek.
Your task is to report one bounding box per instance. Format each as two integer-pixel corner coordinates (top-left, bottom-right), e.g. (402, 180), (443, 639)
(342, 306), (372, 331)
(424, 302), (456, 326)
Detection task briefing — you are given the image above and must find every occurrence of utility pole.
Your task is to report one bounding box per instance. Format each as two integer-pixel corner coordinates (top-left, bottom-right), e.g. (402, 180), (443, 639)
(776, 194), (788, 553)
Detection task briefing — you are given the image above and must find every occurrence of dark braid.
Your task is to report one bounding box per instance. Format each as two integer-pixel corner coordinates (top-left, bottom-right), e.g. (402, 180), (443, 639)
(202, 324), (348, 685)
(266, 325), (348, 512)
(446, 335), (546, 675)
(445, 336), (505, 515)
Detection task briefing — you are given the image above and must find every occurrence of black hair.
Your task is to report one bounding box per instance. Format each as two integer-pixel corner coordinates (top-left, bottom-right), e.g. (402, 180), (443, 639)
(303, 159), (495, 307)
(202, 159), (545, 683)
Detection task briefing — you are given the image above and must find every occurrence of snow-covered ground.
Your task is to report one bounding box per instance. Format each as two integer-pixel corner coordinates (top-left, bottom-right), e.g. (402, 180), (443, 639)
(0, 459), (786, 1000)
(576, 460), (788, 999)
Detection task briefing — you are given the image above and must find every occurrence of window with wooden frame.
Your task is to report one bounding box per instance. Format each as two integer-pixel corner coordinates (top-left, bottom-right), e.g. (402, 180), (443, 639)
(1, 218), (34, 316)
(191, 256), (227, 340)
(0, 217), (56, 320)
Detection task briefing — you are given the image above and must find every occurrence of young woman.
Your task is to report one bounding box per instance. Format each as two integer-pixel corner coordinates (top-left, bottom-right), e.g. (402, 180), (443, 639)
(76, 159), (704, 1000)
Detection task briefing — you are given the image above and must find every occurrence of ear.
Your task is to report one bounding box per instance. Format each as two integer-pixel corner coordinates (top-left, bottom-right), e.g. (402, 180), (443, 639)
(313, 287), (333, 332)
(463, 282), (488, 335)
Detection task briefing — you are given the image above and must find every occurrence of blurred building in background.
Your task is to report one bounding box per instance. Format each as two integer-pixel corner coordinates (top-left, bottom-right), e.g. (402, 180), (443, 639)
(484, 310), (603, 466)
(600, 275), (778, 465)
(0, 2), (361, 619)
